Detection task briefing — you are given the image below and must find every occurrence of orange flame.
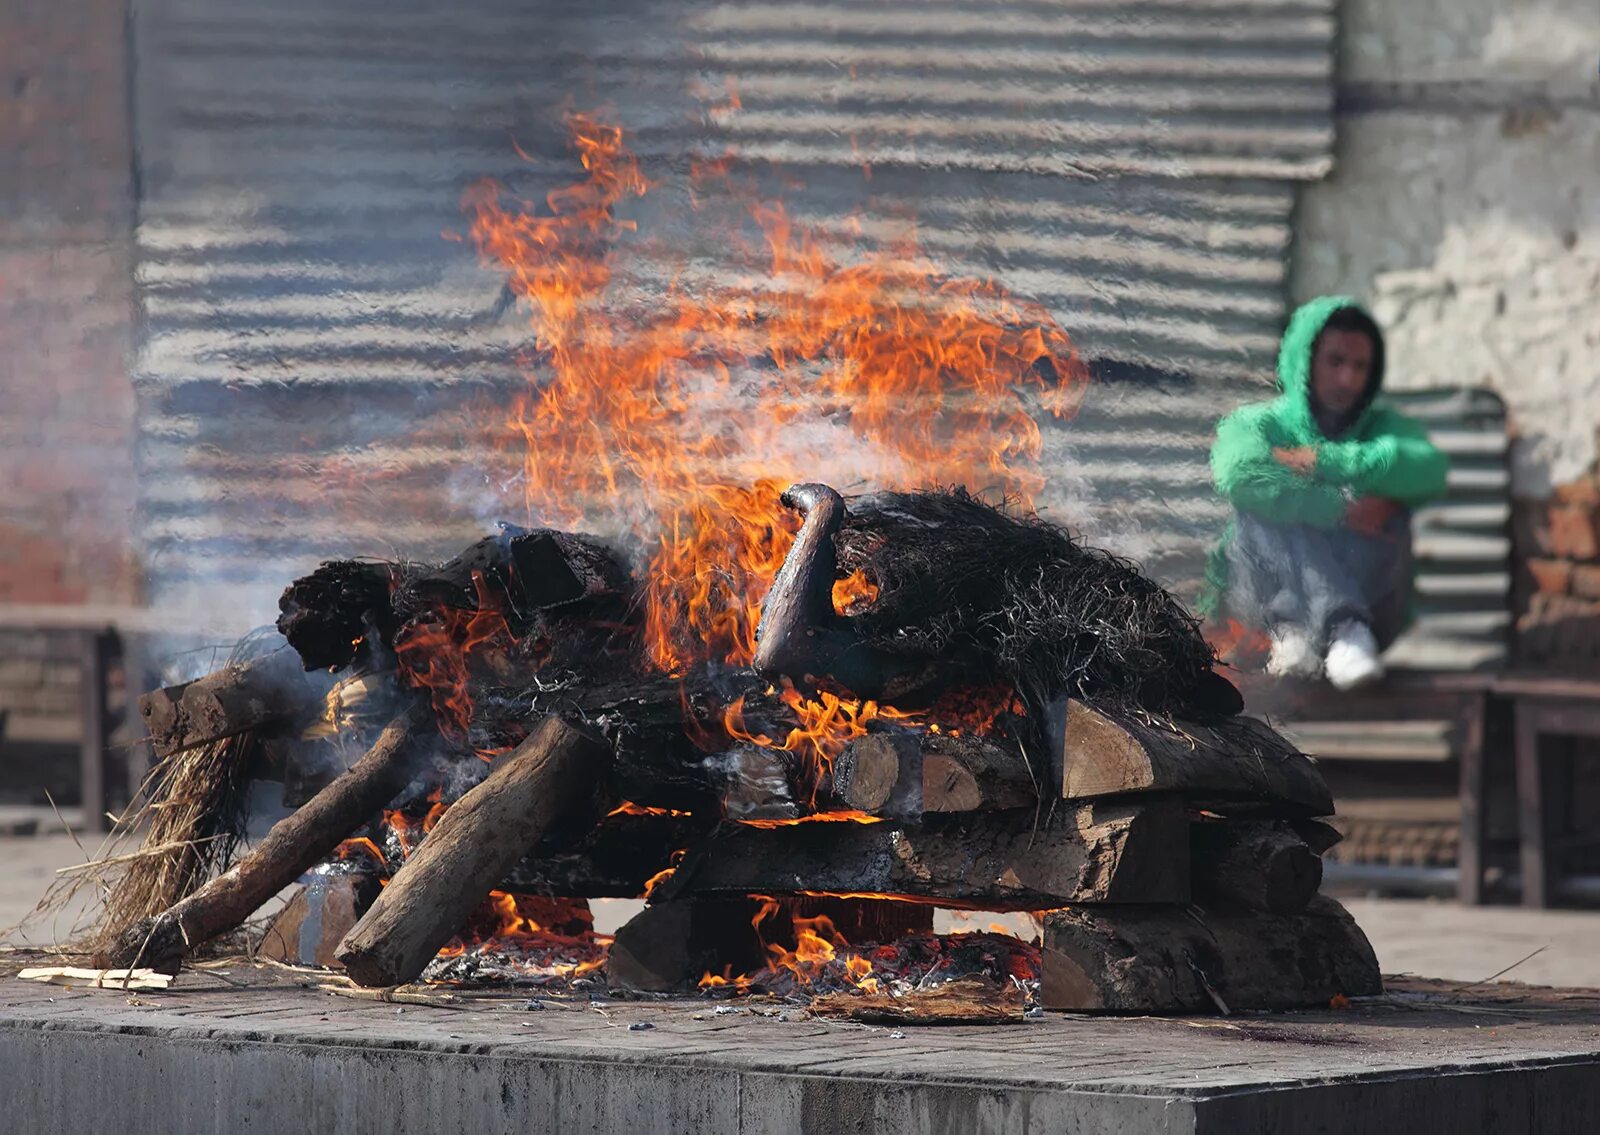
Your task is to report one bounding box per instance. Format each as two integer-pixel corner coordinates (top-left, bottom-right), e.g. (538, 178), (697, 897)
(464, 111), (1089, 680)
(393, 572), (514, 741)
(830, 568), (879, 615)
(722, 681), (916, 806)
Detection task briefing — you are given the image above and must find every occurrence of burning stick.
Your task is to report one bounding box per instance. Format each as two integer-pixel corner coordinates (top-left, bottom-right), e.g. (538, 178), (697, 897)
(97, 702), (438, 973)
(335, 715), (613, 988)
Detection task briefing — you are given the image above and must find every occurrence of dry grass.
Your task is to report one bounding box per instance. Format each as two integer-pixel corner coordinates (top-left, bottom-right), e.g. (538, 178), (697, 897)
(17, 731), (258, 956)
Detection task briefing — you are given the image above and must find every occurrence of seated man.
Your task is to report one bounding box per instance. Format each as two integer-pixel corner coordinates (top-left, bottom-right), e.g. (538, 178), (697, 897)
(1200, 296), (1449, 690)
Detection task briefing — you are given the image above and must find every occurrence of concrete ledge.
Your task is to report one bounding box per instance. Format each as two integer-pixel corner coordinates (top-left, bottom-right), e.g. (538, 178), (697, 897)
(4, 966), (1600, 1134)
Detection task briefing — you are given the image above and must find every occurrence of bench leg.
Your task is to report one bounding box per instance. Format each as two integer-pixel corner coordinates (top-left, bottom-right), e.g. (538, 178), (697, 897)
(1456, 693), (1488, 905)
(1514, 707), (1551, 909)
(78, 628), (115, 834)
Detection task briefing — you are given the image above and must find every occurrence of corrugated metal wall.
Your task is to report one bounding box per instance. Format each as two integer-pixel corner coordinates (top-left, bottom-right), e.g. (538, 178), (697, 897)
(131, 0), (1336, 624)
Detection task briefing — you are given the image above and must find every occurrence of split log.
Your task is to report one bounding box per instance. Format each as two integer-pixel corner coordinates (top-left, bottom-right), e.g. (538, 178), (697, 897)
(1191, 819), (1322, 914)
(335, 716), (613, 987)
(1039, 895), (1381, 1014)
(1048, 698), (1333, 817)
(140, 646), (323, 759)
(655, 800), (1189, 910)
(98, 702), (438, 972)
(830, 732), (1036, 817)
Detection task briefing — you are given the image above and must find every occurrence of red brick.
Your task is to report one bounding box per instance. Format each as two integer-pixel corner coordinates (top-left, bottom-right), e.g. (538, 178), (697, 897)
(1528, 558), (1575, 596)
(1573, 565), (1600, 600)
(1548, 504), (1600, 560)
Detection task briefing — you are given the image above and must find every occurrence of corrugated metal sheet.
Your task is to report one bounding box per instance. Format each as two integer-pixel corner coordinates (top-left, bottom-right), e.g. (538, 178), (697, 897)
(130, 0), (1335, 621)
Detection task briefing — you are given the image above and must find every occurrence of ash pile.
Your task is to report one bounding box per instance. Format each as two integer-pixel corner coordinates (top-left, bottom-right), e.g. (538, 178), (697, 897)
(97, 482), (1378, 1019)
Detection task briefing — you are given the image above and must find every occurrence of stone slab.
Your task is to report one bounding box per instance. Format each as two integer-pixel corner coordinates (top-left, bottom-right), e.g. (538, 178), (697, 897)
(2, 960), (1600, 1134)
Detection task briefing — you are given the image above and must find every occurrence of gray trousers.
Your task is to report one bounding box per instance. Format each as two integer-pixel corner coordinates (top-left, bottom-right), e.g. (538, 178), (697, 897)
(1224, 511), (1414, 652)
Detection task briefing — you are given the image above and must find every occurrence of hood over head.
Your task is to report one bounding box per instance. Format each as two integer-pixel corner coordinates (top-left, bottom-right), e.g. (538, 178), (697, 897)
(1276, 295), (1386, 439)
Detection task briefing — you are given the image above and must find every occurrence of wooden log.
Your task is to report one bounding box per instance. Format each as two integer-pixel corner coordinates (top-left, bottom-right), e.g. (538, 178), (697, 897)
(606, 895), (933, 994)
(335, 716), (612, 987)
(139, 647), (321, 759)
(606, 897), (773, 994)
(1048, 698), (1333, 817)
(1191, 819), (1322, 914)
(500, 813), (712, 897)
(1039, 895), (1381, 1014)
(655, 800), (1189, 910)
(97, 702), (438, 972)
(831, 732), (1036, 817)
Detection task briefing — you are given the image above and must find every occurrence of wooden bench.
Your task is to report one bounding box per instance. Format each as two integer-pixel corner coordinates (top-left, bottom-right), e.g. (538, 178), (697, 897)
(1246, 388), (1511, 902)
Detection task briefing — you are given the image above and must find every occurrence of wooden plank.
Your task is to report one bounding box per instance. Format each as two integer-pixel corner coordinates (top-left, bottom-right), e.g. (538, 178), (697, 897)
(1040, 895), (1381, 1013)
(1278, 720), (1455, 763)
(657, 800), (1189, 910)
(1048, 700), (1333, 817)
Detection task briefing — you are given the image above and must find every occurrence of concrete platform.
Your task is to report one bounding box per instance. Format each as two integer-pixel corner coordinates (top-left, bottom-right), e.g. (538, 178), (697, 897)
(4, 959), (1600, 1134)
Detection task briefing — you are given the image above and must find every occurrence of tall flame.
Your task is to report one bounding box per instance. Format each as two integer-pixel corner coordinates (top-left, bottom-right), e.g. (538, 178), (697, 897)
(464, 112), (1089, 678)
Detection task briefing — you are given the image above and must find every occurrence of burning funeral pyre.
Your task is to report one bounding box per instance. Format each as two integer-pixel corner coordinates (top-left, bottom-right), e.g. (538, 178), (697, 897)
(91, 115), (1379, 1019)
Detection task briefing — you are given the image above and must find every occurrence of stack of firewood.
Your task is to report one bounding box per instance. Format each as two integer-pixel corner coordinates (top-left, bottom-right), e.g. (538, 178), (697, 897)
(100, 483), (1379, 1014)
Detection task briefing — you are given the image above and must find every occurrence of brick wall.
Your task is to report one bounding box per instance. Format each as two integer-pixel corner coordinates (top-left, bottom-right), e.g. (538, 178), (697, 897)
(0, 0), (139, 608)
(1515, 468), (1600, 667)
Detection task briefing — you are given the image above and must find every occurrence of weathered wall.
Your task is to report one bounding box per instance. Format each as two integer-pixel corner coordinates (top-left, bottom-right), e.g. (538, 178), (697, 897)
(1293, 0), (1600, 496)
(0, 0), (140, 606)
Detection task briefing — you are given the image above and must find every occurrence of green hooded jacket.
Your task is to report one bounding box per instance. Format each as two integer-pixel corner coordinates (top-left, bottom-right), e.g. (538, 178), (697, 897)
(1196, 295), (1450, 618)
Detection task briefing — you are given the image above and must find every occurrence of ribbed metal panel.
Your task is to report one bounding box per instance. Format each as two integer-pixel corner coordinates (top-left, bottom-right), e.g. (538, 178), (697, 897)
(1383, 388), (1512, 671)
(131, 0), (1334, 621)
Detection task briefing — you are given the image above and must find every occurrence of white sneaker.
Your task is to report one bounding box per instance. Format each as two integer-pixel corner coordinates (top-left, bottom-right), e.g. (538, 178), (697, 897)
(1266, 625), (1318, 678)
(1324, 621), (1385, 691)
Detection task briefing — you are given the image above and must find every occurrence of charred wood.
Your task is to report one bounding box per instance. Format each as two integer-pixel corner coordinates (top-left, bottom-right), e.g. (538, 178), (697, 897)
(1039, 895), (1381, 1014)
(655, 800), (1189, 910)
(1049, 699), (1333, 817)
(99, 702), (438, 973)
(606, 895), (932, 994)
(500, 813), (712, 898)
(1191, 819), (1322, 914)
(335, 715), (613, 987)
(139, 647), (322, 759)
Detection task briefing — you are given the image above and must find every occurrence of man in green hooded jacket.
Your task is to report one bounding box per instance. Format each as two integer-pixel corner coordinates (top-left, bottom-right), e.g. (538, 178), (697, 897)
(1202, 296), (1450, 690)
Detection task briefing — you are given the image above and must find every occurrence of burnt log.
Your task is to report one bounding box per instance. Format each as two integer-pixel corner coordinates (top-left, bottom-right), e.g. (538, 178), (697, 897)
(99, 702), (438, 972)
(830, 732), (1036, 817)
(1039, 895), (1381, 1014)
(606, 895), (933, 994)
(656, 800), (1188, 910)
(1191, 819), (1322, 914)
(500, 812), (712, 897)
(1048, 698), (1333, 817)
(335, 716), (613, 987)
(606, 897), (774, 993)
(139, 647), (322, 759)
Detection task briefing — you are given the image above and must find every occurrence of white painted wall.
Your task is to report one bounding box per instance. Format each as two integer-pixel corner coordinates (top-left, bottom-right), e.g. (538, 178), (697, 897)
(1293, 0), (1600, 494)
